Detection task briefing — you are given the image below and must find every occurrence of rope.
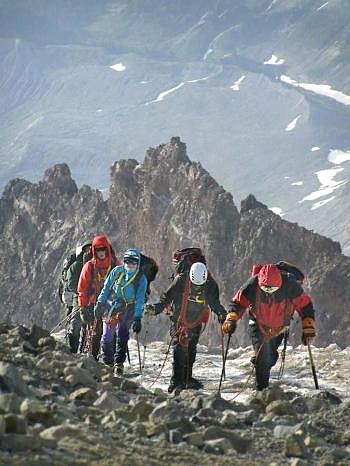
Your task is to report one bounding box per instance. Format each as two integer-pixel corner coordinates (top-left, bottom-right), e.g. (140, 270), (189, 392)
(224, 342), (265, 400)
(49, 307), (80, 334)
(146, 332), (177, 389)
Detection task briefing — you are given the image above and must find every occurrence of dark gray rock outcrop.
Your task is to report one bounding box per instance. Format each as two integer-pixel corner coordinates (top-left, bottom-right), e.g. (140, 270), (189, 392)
(1, 138), (350, 347)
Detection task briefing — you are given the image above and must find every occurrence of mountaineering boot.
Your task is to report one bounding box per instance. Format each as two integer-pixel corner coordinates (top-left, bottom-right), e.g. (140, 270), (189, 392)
(168, 358), (185, 393)
(114, 363), (124, 376)
(186, 377), (203, 390)
(168, 380), (184, 394)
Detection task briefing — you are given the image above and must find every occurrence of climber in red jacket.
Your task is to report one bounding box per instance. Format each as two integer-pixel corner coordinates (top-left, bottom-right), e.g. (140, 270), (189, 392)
(222, 263), (316, 391)
(77, 235), (120, 358)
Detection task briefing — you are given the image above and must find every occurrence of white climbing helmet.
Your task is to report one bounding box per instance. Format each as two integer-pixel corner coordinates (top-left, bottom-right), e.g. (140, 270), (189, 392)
(189, 262), (208, 286)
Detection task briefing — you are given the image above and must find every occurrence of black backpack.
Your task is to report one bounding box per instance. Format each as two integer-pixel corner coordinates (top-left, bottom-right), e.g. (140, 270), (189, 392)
(58, 253), (76, 303)
(172, 247), (206, 274)
(139, 253), (159, 284)
(275, 261), (305, 284)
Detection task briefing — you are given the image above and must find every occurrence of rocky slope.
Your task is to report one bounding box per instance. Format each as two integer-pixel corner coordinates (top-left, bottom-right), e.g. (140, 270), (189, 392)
(0, 320), (349, 466)
(1, 138), (350, 348)
(1, 0), (350, 251)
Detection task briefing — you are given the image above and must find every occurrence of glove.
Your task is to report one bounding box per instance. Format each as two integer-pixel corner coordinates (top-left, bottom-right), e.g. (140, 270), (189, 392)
(94, 302), (105, 320)
(302, 317), (316, 345)
(132, 318), (142, 334)
(144, 304), (156, 316)
(80, 306), (94, 324)
(222, 312), (238, 335)
(217, 311), (227, 325)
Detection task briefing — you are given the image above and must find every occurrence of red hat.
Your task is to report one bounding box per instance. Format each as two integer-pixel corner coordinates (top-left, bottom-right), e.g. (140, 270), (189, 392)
(258, 264), (282, 288)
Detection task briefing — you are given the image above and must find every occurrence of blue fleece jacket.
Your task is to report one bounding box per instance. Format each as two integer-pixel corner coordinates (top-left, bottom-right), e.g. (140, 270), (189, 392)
(97, 248), (147, 319)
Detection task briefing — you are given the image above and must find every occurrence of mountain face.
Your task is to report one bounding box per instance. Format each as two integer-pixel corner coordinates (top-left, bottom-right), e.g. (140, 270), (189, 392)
(1, 1), (350, 252)
(1, 138), (350, 348)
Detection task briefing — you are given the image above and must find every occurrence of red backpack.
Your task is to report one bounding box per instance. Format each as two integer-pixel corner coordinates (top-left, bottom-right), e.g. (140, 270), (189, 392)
(172, 247), (206, 274)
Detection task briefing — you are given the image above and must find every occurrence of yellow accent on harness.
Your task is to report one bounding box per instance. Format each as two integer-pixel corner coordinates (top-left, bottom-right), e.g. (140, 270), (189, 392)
(113, 269), (138, 305)
(188, 296), (206, 304)
(97, 265), (112, 284)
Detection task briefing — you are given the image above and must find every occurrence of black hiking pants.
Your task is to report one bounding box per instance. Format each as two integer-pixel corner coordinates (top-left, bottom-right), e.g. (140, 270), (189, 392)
(170, 323), (202, 387)
(249, 322), (284, 391)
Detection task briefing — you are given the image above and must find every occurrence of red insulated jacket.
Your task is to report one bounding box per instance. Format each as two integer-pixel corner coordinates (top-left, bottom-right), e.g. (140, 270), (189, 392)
(229, 268), (315, 337)
(77, 235), (120, 308)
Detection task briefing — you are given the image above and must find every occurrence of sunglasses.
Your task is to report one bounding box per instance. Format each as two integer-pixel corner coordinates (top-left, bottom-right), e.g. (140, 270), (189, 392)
(124, 258), (139, 265)
(260, 285), (280, 294)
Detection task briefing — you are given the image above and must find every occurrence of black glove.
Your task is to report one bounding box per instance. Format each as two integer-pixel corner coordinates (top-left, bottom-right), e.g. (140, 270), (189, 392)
(217, 311), (227, 325)
(94, 302), (105, 320)
(132, 318), (142, 334)
(80, 306), (94, 324)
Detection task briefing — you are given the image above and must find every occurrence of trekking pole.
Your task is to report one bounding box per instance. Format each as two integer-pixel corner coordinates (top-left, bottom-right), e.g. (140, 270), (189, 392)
(277, 327), (289, 380)
(142, 328), (148, 369)
(126, 343), (131, 365)
(218, 333), (232, 394)
(136, 333), (142, 374)
(307, 341), (319, 389)
(49, 308), (80, 334)
(221, 329), (226, 381)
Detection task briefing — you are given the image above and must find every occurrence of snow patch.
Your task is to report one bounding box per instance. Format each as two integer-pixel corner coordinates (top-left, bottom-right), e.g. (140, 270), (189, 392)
(203, 25), (236, 61)
(266, 0), (280, 11)
(147, 82), (185, 104)
(110, 63), (126, 72)
(269, 207), (285, 216)
(146, 75), (211, 105)
(140, 80), (150, 84)
(291, 181), (303, 186)
(281, 75), (350, 106)
(187, 75), (210, 83)
(301, 167), (347, 202)
(311, 146), (320, 152)
(264, 54), (285, 65)
(328, 149), (350, 165)
(96, 109), (102, 113)
(230, 75), (246, 91)
(203, 48), (213, 61)
(285, 115), (301, 131)
(311, 196), (335, 210)
(284, 176), (290, 179)
(317, 2), (329, 11)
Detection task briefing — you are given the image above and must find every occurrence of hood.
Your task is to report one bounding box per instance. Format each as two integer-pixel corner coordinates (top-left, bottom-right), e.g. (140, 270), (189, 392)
(76, 240), (92, 257)
(123, 247), (141, 277)
(258, 264), (282, 288)
(92, 235), (112, 269)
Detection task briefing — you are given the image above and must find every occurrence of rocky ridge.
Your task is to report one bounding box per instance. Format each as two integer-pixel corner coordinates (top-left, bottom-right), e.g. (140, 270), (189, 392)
(1, 138), (350, 347)
(0, 320), (349, 466)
